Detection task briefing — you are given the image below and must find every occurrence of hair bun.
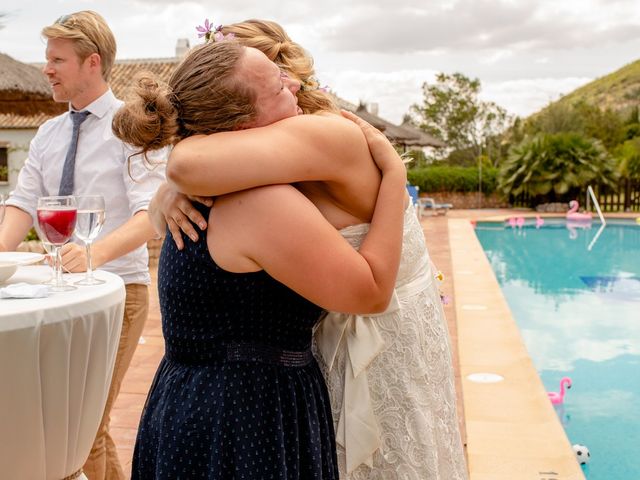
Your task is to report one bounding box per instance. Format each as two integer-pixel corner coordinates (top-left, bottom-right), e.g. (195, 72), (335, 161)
(112, 72), (179, 156)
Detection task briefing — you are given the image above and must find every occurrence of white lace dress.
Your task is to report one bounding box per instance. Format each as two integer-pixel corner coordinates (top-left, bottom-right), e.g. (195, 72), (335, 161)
(314, 204), (468, 480)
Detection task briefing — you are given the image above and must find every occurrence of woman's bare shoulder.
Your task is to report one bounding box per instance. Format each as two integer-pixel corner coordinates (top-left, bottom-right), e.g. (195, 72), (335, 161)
(215, 184), (307, 212)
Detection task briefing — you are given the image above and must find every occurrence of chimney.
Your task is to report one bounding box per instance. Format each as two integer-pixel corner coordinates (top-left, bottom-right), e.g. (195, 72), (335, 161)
(175, 38), (190, 58)
(367, 102), (379, 116)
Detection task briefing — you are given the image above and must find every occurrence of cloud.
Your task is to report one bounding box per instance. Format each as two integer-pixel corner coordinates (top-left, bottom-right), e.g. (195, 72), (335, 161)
(1, 0), (639, 123)
(513, 286), (640, 372)
(480, 76), (593, 117)
(324, 68), (594, 123)
(322, 0), (640, 53)
(321, 68), (439, 123)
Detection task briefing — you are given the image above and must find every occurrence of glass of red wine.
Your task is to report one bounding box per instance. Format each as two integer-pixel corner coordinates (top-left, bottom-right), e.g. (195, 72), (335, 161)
(37, 195), (77, 292)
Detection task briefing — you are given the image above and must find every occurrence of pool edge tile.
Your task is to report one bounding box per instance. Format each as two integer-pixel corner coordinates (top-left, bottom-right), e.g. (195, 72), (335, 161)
(449, 218), (585, 480)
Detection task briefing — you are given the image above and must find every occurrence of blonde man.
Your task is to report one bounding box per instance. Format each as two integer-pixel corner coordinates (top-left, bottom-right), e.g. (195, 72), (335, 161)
(0, 11), (165, 479)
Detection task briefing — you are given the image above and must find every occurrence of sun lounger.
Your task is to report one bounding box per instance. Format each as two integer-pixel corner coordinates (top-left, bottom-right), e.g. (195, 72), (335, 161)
(406, 184), (453, 217)
(419, 197), (453, 215)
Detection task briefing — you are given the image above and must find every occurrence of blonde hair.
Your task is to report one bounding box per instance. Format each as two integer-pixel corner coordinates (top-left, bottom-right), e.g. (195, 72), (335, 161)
(42, 10), (116, 82)
(113, 41), (256, 158)
(222, 19), (338, 114)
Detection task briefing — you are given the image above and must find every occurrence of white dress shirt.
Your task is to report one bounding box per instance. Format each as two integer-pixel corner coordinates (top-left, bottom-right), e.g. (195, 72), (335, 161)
(8, 89), (166, 285)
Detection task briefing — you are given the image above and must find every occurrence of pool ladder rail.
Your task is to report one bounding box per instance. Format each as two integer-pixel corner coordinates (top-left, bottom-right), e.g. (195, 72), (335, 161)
(585, 185), (606, 251)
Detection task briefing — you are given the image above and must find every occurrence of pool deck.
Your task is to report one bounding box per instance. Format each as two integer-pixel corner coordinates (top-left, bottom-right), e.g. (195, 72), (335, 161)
(447, 211), (582, 479)
(112, 209), (638, 477)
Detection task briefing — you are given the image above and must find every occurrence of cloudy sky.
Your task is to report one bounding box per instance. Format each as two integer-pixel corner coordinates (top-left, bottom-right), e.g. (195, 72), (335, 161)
(2, 0), (640, 124)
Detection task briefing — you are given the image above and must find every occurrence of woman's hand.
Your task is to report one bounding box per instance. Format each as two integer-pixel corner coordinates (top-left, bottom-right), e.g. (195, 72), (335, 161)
(150, 182), (212, 250)
(340, 110), (406, 179)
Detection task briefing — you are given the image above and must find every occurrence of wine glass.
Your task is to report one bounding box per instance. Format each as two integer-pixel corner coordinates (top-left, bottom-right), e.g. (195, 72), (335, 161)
(32, 218), (56, 284)
(74, 195), (106, 285)
(36, 195), (77, 292)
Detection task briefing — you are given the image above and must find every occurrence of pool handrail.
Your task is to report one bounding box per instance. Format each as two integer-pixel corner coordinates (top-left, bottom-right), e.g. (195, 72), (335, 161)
(586, 185), (606, 226)
(587, 185), (606, 251)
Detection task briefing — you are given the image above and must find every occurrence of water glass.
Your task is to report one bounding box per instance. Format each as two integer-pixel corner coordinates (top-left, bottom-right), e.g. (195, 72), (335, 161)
(74, 195), (106, 285)
(36, 195), (77, 291)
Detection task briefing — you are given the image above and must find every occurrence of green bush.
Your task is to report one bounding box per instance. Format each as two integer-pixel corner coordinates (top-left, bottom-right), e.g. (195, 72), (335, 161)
(24, 228), (39, 242)
(407, 166), (499, 193)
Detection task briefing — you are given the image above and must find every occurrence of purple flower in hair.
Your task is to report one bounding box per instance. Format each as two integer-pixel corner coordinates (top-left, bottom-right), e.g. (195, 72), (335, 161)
(196, 18), (213, 38)
(196, 19), (235, 43)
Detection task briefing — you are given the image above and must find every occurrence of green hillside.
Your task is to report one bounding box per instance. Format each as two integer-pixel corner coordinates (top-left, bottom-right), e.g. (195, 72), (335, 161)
(554, 59), (640, 113)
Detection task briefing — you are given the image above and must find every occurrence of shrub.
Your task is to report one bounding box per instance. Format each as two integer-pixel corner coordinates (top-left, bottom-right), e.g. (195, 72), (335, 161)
(24, 228), (39, 241)
(407, 166), (499, 193)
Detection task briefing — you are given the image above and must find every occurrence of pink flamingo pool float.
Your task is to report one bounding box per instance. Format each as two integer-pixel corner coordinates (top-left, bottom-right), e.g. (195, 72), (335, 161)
(548, 377), (572, 405)
(566, 200), (592, 223)
(507, 216), (525, 228)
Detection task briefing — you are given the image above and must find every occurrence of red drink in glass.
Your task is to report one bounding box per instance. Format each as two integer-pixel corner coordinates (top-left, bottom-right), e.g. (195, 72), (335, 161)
(37, 208), (77, 245)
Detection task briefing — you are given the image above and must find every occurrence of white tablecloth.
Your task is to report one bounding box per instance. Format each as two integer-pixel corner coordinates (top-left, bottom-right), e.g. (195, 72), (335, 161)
(0, 266), (125, 480)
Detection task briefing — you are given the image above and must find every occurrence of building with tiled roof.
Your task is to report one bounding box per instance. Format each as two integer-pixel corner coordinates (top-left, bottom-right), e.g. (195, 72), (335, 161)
(0, 51), (183, 192)
(0, 41), (443, 193)
(0, 53), (66, 188)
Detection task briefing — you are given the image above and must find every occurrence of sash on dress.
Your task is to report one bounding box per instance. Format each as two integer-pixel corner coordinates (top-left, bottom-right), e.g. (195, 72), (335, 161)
(315, 258), (433, 474)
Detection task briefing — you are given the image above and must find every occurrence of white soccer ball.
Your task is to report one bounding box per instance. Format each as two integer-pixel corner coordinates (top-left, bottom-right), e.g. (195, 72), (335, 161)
(572, 444), (591, 465)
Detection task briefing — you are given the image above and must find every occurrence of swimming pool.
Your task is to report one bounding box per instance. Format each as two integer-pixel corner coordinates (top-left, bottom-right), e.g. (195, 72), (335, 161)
(475, 218), (640, 479)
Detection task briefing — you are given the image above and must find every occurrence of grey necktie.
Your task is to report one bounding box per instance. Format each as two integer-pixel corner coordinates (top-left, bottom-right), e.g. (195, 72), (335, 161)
(58, 110), (91, 196)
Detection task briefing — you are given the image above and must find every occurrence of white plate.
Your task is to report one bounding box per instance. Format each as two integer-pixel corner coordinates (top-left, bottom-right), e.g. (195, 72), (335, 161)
(0, 252), (45, 266)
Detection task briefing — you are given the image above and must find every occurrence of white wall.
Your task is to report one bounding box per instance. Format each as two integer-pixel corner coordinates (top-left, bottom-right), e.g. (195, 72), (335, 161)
(0, 128), (36, 195)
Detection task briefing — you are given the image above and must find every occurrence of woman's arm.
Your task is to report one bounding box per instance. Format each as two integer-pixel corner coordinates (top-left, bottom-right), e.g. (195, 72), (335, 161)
(167, 114), (369, 196)
(210, 119), (406, 313)
(211, 180), (405, 314)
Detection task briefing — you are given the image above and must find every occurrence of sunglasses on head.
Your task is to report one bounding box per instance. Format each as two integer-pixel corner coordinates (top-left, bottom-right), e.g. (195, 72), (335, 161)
(54, 14), (100, 53)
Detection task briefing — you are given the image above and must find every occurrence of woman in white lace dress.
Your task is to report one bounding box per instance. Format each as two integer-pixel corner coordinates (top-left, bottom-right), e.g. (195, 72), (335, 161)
(157, 19), (467, 480)
(316, 208), (465, 479)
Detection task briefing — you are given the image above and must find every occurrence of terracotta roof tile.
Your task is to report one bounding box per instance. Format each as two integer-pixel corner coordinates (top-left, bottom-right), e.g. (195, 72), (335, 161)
(1, 58), (181, 129)
(109, 58), (180, 100)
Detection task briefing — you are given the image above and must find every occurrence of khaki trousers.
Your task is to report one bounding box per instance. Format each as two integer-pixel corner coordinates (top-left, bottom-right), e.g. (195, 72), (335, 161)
(83, 284), (149, 480)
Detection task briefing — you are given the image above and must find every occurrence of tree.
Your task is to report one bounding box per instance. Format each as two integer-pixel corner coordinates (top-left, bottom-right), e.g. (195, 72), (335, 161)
(499, 132), (617, 202)
(613, 137), (640, 210)
(410, 72), (510, 164)
(523, 100), (624, 150)
(525, 102), (584, 135)
(615, 137), (640, 180)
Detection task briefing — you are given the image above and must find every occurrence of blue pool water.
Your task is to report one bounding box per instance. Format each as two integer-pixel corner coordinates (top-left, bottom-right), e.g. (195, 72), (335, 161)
(475, 219), (640, 479)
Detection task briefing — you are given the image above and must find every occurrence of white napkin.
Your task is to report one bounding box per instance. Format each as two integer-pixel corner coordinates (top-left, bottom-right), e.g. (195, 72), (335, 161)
(0, 282), (50, 299)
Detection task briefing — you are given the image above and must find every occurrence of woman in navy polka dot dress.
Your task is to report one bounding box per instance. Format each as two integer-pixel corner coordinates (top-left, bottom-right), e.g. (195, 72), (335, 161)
(113, 40), (408, 479)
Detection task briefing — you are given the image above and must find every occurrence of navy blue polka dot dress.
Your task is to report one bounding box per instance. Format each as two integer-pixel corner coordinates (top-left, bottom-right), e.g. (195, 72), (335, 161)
(132, 205), (338, 479)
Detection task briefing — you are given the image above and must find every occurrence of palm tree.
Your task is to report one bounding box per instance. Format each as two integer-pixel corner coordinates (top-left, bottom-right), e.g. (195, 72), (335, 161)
(499, 132), (617, 204)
